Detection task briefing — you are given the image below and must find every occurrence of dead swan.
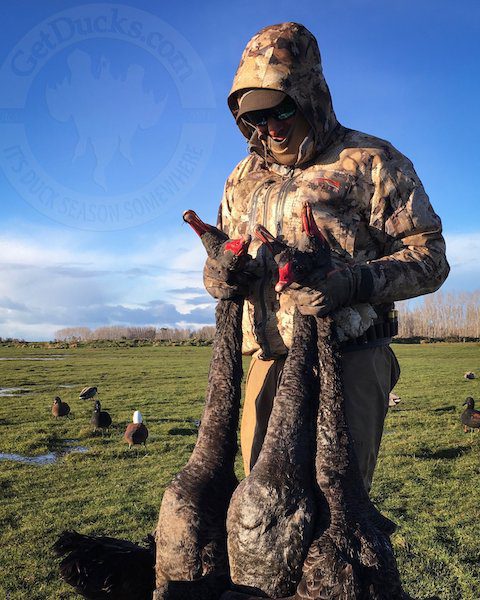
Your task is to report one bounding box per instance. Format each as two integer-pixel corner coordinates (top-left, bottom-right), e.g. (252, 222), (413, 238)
(154, 210), (251, 599)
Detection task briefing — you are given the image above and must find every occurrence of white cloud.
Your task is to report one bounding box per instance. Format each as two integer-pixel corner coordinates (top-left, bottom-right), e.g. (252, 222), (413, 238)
(0, 321), (62, 342)
(0, 226), (210, 340)
(1, 225), (476, 341)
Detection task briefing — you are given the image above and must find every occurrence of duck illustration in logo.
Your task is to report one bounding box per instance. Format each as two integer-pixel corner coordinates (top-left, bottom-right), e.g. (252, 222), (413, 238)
(46, 49), (167, 190)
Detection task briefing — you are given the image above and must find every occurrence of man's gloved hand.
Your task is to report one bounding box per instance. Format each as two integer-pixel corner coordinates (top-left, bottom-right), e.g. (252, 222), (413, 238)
(203, 257), (251, 300)
(288, 265), (373, 316)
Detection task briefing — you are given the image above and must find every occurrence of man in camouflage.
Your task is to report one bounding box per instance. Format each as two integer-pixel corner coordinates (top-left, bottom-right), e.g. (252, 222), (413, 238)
(205, 22), (449, 491)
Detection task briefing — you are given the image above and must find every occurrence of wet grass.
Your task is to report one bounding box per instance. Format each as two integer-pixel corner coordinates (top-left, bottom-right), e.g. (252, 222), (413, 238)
(0, 342), (479, 599)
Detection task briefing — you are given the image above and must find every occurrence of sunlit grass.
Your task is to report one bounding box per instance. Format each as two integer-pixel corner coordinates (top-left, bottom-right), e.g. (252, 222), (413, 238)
(0, 342), (478, 599)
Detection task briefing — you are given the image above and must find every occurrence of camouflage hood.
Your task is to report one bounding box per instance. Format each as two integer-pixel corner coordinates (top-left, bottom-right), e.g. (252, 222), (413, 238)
(228, 22), (338, 158)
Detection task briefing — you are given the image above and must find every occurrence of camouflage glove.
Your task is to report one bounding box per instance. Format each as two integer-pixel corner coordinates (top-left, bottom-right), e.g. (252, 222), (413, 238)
(288, 265), (373, 317)
(203, 257), (251, 300)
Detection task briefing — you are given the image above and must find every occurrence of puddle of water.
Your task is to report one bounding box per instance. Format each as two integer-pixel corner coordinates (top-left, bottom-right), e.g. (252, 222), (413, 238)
(0, 355), (66, 361)
(0, 387), (30, 397)
(0, 452), (58, 464)
(0, 442), (89, 465)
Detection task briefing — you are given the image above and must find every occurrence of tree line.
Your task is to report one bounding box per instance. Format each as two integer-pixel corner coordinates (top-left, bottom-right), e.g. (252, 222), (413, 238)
(54, 325), (216, 342)
(397, 289), (480, 340)
(53, 290), (480, 343)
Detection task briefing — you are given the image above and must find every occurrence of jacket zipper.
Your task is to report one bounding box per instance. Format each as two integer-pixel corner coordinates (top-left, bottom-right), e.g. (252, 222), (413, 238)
(248, 179), (273, 235)
(274, 171), (297, 236)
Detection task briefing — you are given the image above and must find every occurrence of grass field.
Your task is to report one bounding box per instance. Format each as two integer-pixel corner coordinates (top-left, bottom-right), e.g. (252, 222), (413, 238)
(0, 342), (478, 599)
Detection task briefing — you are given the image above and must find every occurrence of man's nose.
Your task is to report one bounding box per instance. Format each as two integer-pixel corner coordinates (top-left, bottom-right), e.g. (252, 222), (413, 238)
(267, 117), (287, 137)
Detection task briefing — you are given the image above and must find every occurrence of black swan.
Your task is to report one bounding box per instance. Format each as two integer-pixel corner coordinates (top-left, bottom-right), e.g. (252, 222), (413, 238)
(52, 396), (70, 418)
(54, 203), (409, 599)
(226, 306), (319, 597)
(296, 314), (407, 599)
(91, 400), (112, 433)
(235, 203), (407, 600)
(153, 210), (252, 599)
(53, 530), (155, 600)
(461, 397), (480, 432)
(124, 410), (148, 447)
(53, 215), (250, 600)
(54, 212), (250, 600)
(80, 386), (98, 400)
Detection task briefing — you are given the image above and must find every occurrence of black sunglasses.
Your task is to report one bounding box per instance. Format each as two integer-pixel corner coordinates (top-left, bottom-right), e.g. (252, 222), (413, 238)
(242, 98), (297, 127)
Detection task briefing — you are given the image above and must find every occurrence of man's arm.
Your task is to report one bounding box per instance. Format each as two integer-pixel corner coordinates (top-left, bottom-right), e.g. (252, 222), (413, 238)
(291, 149), (449, 316)
(365, 151), (449, 303)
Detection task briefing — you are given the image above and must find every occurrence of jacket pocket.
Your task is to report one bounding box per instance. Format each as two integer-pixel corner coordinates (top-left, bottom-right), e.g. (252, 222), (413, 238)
(303, 169), (355, 203)
(299, 170), (360, 258)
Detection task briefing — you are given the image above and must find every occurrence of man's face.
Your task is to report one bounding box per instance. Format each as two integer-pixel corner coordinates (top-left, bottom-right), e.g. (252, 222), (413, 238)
(257, 114), (296, 142)
(242, 97), (297, 141)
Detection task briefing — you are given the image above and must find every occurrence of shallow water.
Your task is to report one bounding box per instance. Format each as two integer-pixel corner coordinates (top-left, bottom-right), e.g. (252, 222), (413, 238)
(0, 442), (89, 465)
(0, 387), (30, 397)
(0, 452), (58, 464)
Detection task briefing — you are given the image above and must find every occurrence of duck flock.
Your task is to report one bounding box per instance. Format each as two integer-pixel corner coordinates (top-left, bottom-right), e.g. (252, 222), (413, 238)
(53, 208), (477, 600)
(51, 385), (148, 447)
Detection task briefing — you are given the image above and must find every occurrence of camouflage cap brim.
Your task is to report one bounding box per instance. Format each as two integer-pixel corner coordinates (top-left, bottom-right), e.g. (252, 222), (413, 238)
(236, 89), (287, 122)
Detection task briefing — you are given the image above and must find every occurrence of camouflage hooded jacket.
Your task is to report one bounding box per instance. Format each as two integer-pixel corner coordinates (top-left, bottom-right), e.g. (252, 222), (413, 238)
(219, 22), (449, 358)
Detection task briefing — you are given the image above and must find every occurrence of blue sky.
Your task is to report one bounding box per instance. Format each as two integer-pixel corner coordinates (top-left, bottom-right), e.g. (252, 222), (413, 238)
(0, 0), (479, 340)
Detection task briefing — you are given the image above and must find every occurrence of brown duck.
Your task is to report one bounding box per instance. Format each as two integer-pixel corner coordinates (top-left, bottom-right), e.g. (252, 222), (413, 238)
(154, 210), (252, 599)
(52, 396), (70, 418)
(461, 397), (480, 432)
(124, 410), (148, 447)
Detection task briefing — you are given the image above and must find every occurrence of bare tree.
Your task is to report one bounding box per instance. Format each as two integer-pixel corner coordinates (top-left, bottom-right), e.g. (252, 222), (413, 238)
(127, 326), (156, 340)
(54, 327), (92, 341)
(195, 325), (216, 340)
(397, 289), (480, 339)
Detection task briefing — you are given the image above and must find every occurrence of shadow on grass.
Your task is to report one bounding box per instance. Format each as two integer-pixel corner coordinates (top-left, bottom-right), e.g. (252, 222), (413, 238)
(87, 428), (119, 438)
(0, 479), (14, 499)
(410, 446), (470, 460)
(432, 405), (457, 413)
(149, 417), (195, 424)
(168, 427), (197, 436)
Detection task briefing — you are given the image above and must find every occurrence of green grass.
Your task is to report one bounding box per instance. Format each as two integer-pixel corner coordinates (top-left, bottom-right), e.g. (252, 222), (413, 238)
(0, 342), (479, 599)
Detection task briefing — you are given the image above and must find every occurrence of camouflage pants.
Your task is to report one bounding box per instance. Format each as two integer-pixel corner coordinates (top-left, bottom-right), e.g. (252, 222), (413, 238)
(240, 345), (400, 492)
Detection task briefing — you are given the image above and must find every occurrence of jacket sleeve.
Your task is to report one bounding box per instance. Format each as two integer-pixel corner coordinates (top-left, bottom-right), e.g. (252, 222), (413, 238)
(363, 150), (449, 304)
